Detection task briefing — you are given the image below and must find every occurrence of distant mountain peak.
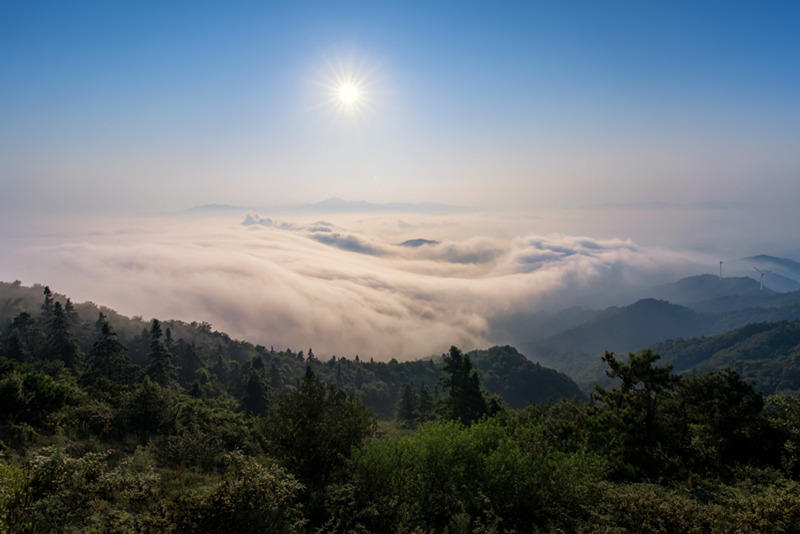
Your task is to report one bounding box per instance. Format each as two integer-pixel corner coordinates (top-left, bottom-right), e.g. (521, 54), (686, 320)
(397, 238), (440, 247)
(730, 255), (800, 293)
(652, 274), (770, 305)
(188, 203), (253, 211)
(744, 254), (800, 272)
(300, 198), (471, 214)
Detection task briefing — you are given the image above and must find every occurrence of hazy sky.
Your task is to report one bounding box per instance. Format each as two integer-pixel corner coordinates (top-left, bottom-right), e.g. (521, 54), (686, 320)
(2, 1), (799, 214)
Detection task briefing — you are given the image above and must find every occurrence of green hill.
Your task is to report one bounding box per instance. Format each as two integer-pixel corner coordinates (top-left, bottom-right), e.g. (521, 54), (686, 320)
(468, 345), (586, 406)
(652, 320), (800, 395)
(0, 281), (582, 419)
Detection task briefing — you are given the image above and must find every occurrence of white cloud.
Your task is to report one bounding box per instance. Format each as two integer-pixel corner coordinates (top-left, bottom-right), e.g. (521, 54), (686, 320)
(0, 212), (707, 360)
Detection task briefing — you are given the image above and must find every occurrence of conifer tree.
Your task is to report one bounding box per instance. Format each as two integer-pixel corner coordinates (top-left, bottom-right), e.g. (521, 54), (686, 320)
(85, 316), (138, 387)
(40, 285), (54, 325)
(47, 301), (83, 369)
(242, 371), (270, 416)
(146, 319), (177, 388)
(64, 298), (80, 328)
(394, 382), (418, 427)
(3, 311), (38, 362)
(441, 346), (487, 425)
(173, 339), (204, 387)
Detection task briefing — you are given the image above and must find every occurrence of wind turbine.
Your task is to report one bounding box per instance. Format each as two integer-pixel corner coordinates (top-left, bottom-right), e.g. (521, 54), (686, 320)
(754, 267), (772, 291)
(720, 261), (723, 278)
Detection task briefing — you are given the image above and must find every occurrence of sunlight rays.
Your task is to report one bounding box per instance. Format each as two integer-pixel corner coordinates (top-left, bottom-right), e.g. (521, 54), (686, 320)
(314, 51), (385, 133)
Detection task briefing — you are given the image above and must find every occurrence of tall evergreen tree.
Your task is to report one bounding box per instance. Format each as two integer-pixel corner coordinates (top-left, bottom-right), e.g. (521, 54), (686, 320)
(64, 298), (80, 327)
(39, 285), (54, 326)
(592, 350), (680, 479)
(173, 339), (204, 387)
(46, 301), (83, 369)
(242, 371), (270, 416)
(259, 366), (375, 491)
(395, 382), (419, 427)
(441, 346), (487, 425)
(3, 311), (39, 362)
(146, 319), (177, 388)
(85, 317), (138, 387)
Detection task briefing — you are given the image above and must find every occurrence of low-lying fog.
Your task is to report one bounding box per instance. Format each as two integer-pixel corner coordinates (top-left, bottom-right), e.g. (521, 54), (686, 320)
(0, 204), (794, 360)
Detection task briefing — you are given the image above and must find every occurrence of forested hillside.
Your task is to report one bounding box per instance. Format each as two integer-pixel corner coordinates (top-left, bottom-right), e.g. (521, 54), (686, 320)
(0, 281), (582, 419)
(652, 320), (800, 395)
(2, 281), (800, 532)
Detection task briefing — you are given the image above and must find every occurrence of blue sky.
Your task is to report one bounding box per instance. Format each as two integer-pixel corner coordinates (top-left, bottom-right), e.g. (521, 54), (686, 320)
(2, 1), (799, 214)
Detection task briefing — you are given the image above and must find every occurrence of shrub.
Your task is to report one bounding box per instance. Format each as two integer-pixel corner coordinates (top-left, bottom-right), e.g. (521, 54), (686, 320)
(172, 451), (306, 534)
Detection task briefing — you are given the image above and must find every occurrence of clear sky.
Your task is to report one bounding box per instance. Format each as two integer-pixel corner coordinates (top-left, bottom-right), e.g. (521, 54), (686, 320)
(2, 1), (799, 214)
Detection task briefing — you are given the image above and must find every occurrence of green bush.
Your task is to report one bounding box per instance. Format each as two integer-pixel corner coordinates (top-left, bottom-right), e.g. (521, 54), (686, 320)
(1, 446), (167, 534)
(338, 418), (607, 533)
(585, 472), (800, 533)
(172, 450), (306, 534)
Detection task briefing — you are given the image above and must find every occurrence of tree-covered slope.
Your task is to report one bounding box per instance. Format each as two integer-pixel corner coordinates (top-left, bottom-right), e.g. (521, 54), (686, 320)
(0, 281), (581, 419)
(2, 280), (800, 533)
(652, 320), (800, 395)
(467, 345), (586, 406)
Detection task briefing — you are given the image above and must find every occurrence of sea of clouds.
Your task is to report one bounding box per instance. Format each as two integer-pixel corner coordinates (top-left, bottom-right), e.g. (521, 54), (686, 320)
(0, 210), (710, 360)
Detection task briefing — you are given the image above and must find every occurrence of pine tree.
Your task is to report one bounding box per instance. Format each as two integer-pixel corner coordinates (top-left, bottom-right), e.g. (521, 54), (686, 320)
(441, 346), (487, 425)
(47, 301), (83, 369)
(40, 285), (54, 326)
(146, 319), (177, 388)
(85, 316), (138, 387)
(3, 312), (39, 362)
(242, 372), (270, 416)
(173, 339), (204, 387)
(64, 298), (80, 327)
(394, 383), (418, 427)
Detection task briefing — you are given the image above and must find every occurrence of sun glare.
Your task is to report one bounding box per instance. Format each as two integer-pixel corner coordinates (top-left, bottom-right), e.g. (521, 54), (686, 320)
(316, 52), (383, 128)
(338, 83), (360, 105)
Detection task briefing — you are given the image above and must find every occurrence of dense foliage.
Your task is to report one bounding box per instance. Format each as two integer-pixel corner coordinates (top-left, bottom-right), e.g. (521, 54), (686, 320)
(653, 320), (800, 395)
(1, 282), (799, 532)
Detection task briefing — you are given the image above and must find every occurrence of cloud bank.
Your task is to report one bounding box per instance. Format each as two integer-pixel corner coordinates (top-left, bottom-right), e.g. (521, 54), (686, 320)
(0, 211), (706, 360)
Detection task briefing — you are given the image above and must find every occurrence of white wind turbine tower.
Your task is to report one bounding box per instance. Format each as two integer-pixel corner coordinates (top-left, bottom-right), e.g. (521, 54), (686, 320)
(754, 267), (772, 291)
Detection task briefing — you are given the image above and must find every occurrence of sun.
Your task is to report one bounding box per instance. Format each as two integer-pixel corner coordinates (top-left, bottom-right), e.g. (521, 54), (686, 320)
(337, 83), (360, 105)
(316, 51), (383, 126)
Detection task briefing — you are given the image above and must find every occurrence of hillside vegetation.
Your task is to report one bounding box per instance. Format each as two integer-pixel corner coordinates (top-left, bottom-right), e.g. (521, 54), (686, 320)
(653, 320), (800, 395)
(1, 281), (799, 532)
(0, 281), (582, 420)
